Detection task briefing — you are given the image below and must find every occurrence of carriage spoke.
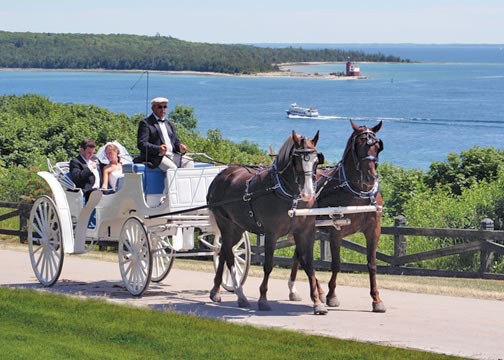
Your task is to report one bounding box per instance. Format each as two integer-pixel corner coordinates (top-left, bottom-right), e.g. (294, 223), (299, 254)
(31, 222), (44, 239)
(235, 255), (246, 266)
(32, 245), (43, 254)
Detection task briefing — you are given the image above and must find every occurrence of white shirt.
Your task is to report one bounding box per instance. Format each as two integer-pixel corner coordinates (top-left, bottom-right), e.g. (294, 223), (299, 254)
(81, 154), (100, 189)
(153, 114), (173, 154)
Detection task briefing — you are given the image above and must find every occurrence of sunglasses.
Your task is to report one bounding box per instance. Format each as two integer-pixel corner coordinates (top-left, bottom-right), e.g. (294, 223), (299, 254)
(157, 105), (168, 109)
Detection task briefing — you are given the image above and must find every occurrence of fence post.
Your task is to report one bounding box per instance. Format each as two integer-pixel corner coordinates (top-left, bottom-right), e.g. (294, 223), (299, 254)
(479, 218), (494, 274)
(394, 215), (407, 264)
(318, 230), (331, 262)
(18, 201), (32, 244)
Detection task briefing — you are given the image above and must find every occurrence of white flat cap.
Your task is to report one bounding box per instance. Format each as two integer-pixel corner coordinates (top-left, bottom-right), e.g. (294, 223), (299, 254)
(151, 97), (169, 105)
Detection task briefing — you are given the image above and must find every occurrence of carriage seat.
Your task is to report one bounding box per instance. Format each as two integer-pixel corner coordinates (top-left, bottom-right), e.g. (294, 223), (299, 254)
(122, 163), (165, 194)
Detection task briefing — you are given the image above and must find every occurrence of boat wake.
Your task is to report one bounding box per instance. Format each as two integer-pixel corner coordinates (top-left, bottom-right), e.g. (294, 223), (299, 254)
(288, 115), (504, 128)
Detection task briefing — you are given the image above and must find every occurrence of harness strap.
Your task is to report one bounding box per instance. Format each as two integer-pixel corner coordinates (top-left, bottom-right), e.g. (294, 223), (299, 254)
(315, 163), (379, 205)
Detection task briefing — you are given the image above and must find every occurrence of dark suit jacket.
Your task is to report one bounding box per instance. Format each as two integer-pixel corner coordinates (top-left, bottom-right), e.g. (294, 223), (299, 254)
(137, 114), (182, 168)
(69, 155), (102, 200)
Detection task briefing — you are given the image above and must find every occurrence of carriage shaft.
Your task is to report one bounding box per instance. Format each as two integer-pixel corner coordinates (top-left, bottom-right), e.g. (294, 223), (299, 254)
(288, 205), (382, 217)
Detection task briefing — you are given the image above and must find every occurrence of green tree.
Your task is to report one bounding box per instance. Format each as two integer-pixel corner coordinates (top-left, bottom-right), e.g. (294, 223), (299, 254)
(169, 104), (198, 130)
(426, 146), (504, 195)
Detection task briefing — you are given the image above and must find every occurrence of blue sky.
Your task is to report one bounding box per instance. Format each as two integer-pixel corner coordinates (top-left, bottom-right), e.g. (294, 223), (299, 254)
(2, 0), (503, 44)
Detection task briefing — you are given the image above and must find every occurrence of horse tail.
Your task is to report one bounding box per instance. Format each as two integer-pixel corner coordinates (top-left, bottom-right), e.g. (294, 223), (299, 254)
(208, 210), (221, 240)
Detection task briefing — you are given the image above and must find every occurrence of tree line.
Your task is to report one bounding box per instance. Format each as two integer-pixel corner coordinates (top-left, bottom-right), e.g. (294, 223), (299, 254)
(0, 31), (408, 74)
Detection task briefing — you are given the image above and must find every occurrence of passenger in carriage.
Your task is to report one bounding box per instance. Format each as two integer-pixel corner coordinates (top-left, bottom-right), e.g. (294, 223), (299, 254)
(100, 143), (123, 191)
(70, 138), (102, 201)
(136, 97), (194, 170)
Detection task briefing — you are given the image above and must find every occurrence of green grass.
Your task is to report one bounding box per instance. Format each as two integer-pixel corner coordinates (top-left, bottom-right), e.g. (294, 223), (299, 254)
(0, 208), (18, 231)
(0, 288), (466, 360)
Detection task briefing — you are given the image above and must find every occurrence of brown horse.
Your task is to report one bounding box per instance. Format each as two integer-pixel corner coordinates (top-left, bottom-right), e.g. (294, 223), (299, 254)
(288, 120), (386, 313)
(207, 130), (328, 314)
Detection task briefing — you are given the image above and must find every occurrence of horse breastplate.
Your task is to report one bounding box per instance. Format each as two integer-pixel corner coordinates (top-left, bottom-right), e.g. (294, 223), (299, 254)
(318, 164), (380, 205)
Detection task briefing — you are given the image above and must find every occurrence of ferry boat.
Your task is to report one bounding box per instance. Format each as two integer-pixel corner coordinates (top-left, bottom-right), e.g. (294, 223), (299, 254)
(286, 103), (319, 118)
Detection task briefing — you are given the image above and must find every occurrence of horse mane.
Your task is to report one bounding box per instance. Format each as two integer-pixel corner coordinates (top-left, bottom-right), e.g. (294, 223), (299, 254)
(342, 128), (358, 163)
(276, 134), (296, 171)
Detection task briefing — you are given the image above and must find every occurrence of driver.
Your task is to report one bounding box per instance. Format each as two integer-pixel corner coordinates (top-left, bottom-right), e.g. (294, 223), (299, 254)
(137, 97), (194, 170)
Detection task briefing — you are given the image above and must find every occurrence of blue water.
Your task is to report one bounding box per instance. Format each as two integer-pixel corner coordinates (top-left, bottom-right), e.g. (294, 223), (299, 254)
(1, 44), (504, 170)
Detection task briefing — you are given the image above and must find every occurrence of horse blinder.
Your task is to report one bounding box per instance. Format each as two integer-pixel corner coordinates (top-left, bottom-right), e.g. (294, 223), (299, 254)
(317, 152), (325, 165)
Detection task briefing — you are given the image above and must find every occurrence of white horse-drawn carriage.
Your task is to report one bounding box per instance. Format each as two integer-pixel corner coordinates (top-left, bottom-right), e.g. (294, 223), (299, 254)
(28, 155), (251, 296)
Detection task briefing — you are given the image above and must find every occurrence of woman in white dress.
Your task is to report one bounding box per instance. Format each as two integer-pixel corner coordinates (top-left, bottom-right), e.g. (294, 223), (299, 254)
(100, 143), (123, 191)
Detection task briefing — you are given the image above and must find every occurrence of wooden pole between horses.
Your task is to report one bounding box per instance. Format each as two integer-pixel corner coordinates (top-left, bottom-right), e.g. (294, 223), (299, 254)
(288, 205), (382, 217)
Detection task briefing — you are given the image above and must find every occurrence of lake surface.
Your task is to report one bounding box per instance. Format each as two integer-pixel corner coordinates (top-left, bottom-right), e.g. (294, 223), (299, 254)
(1, 44), (503, 170)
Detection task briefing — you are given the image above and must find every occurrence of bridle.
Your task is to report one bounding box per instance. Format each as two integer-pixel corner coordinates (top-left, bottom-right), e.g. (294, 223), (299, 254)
(347, 128), (383, 175)
(274, 137), (320, 198)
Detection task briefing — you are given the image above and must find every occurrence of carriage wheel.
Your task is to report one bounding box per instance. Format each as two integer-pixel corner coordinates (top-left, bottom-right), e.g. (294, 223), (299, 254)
(213, 232), (251, 292)
(150, 234), (175, 283)
(28, 195), (64, 287)
(118, 217), (152, 296)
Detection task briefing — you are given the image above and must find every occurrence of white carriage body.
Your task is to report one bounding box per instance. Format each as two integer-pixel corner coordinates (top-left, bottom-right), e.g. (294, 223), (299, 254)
(39, 161), (226, 255)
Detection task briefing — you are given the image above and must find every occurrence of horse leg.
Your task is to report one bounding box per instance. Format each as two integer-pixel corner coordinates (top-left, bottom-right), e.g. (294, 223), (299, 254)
(365, 229), (386, 313)
(289, 246), (325, 303)
(223, 231), (250, 308)
(326, 229), (342, 307)
(210, 250), (225, 303)
(316, 277), (326, 304)
(258, 234), (277, 311)
(288, 249), (302, 301)
(295, 233), (327, 315)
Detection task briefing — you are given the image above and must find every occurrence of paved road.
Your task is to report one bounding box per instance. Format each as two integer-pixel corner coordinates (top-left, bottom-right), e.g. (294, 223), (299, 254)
(1, 248), (503, 360)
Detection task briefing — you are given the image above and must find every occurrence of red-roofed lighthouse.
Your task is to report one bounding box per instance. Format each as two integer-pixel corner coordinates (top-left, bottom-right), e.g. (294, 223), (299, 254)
(346, 61), (360, 76)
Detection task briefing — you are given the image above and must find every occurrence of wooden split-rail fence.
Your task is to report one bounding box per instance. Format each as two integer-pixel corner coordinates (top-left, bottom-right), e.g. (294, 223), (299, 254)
(2, 201), (504, 280)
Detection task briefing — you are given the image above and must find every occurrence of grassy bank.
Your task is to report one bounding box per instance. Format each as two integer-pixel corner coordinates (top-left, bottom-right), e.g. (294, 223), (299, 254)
(0, 287), (464, 360)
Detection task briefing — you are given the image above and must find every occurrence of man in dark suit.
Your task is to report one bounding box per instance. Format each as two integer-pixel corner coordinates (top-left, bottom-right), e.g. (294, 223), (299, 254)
(70, 138), (102, 201)
(137, 97), (193, 170)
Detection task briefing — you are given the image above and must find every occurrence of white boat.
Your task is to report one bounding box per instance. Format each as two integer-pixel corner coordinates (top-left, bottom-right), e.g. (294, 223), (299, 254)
(286, 103), (319, 118)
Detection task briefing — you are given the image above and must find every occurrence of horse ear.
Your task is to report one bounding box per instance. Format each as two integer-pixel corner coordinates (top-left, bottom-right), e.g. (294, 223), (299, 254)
(350, 120), (360, 132)
(372, 121), (383, 133)
(311, 130), (319, 146)
(292, 130), (301, 146)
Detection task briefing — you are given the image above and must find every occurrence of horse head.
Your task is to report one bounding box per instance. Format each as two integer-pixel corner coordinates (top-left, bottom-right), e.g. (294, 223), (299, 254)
(343, 120), (383, 188)
(276, 130), (320, 202)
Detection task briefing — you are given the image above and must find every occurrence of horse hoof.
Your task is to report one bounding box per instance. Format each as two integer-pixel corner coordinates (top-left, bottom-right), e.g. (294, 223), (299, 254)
(258, 300), (272, 311)
(238, 297), (250, 308)
(289, 292), (302, 302)
(373, 302), (386, 313)
(210, 289), (221, 303)
(327, 296), (340, 307)
(313, 303), (328, 315)
(319, 293), (327, 304)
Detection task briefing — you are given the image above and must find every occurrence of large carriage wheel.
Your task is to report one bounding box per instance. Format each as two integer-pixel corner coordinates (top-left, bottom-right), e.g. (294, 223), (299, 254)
(150, 234), (175, 283)
(28, 195), (64, 287)
(213, 232), (251, 292)
(118, 217), (152, 296)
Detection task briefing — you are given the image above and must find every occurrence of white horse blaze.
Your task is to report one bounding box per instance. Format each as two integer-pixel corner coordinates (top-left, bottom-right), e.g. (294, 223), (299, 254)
(300, 152), (317, 199)
(288, 278), (298, 295)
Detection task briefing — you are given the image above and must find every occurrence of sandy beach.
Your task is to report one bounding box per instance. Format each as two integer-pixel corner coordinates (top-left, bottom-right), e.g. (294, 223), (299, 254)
(0, 63), (369, 80)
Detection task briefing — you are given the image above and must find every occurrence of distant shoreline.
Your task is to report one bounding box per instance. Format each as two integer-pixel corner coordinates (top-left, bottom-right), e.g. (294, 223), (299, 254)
(0, 64), (372, 80)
